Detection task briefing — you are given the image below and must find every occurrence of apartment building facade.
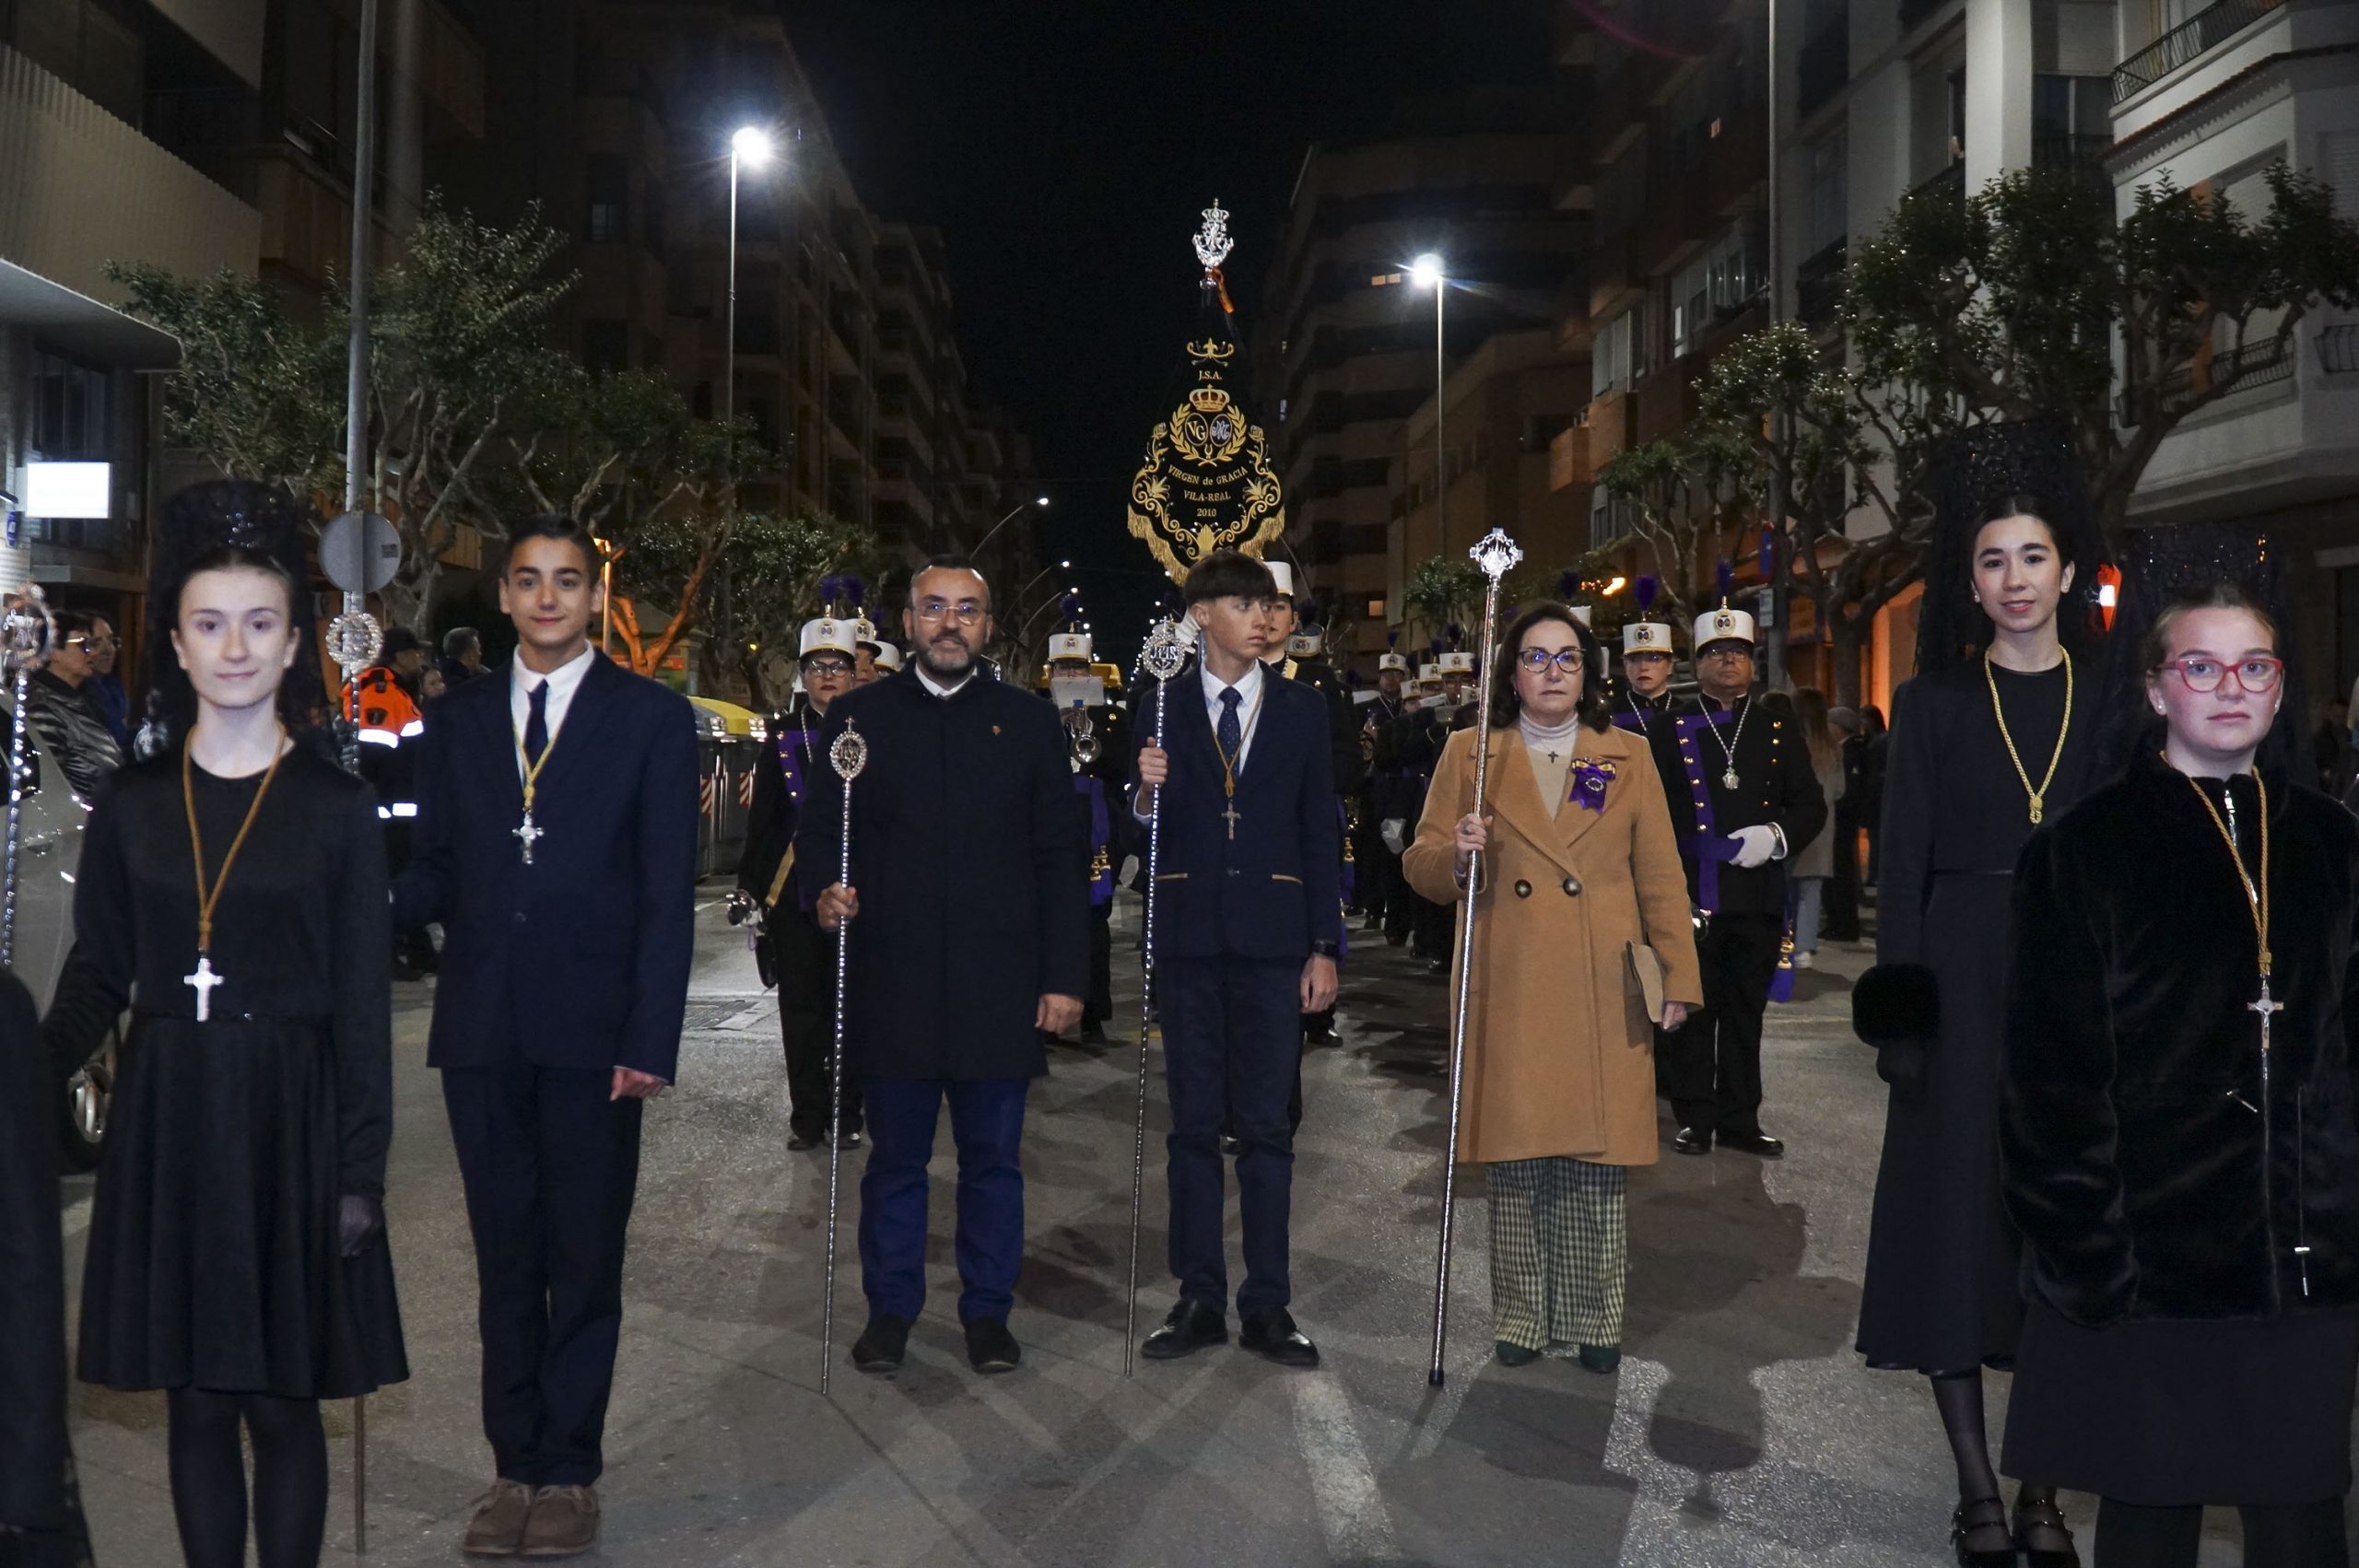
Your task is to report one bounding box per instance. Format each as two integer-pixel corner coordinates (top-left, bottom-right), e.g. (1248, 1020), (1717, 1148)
(1256, 88), (1590, 667)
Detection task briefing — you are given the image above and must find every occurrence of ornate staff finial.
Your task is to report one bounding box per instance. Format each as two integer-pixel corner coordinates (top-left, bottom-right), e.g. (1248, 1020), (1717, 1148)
(1193, 200), (1234, 270)
(1141, 617), (1194, 683)
(2, 587), (53, 678)
(1470, 527), (1523, 582)
(829, 720), (868, 782)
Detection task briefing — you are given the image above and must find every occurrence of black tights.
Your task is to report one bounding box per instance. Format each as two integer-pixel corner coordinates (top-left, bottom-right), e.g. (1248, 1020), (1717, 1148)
(1931, 1371), (2002, 1501)
(2095, 1497), (2347, 1568)
(165, 1387), (328, 1568)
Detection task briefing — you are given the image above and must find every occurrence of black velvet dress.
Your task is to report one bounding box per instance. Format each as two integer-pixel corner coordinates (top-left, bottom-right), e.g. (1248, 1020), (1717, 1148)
(1856, 659), (2098, 1373)
(2000, 762), (2359, 1504)
(41, 743), (408, 1398)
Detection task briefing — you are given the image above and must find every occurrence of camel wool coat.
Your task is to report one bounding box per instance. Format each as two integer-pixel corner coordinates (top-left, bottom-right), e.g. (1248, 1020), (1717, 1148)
(1402, 720), (1701, 1166)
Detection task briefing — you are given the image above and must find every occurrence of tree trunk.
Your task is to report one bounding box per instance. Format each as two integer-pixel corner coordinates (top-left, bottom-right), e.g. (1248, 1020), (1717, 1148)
(1827, 614), (1868, 709)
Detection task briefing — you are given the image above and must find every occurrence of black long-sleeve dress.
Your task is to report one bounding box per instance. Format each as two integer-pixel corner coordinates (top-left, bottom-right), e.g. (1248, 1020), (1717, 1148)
(1855, 659), (2097, 1373)
(41, 743), (407, 1398)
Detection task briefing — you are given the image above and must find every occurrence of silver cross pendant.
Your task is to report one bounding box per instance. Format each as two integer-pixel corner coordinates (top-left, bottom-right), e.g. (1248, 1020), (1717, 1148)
(514, 811), (544, 865)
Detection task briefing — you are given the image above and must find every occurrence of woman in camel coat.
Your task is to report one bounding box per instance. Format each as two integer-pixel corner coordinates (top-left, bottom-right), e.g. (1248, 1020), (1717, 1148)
(1404, 603), (1700, 1372)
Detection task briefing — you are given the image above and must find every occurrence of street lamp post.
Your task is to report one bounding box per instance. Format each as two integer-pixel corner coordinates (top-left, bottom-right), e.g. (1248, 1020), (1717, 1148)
(972, 494), (1050, 561)
(1411, 254), (1447, 560)
(726, 127), (771, 461)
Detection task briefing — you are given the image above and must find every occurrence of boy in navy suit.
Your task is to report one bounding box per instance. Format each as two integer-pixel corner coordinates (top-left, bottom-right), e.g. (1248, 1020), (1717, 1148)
(1132, 551), (1341, 1367)
(397, 515), (698, 1558)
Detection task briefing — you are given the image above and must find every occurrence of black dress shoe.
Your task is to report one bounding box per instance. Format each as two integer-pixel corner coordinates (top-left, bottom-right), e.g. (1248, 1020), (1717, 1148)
(1220, 1134), (1242, 1157)
(1142, 1297), (1227, 1361)
(787, 1128), (823, 1152)
(838, 1128), (863, 1150)
(1951, 1495), (2014, 1567)
(963, 1316), (1021, 1375)
(851, 1314), (910, 1375)
(1672, 1127), (1713, 1156)
(1303, 1024), (1341, 1047)
(1719, 1129), (1785, 1158)
(1081, 1021), (1109, 1047)
(1239, 1306), (1320, 1368)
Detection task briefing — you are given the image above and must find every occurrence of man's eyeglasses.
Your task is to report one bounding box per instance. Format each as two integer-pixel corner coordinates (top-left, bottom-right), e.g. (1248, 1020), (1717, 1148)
(64, 636), (114, 652)
(914, 600), (986, 626)
(1517, 649), (1587, 674)
(2160, 654), (2283, 694)
(1698, 645), (1753, 662)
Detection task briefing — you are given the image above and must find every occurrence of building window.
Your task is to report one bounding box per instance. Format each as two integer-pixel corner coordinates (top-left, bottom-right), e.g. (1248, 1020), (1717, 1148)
(1806, 129), (1848, 254)
(31, 347), (111, 461)
(581, 320), (628, 374)
(11, 0), (144, 125)
(1366, 598), (1386, 620)
(585, 155), (628, 244)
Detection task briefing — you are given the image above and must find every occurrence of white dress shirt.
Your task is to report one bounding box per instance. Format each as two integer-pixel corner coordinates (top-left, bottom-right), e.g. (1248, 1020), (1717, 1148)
(914, 662), (975, 700)
(1133, 659), (1266, 823)
(510, 643), (597, 776)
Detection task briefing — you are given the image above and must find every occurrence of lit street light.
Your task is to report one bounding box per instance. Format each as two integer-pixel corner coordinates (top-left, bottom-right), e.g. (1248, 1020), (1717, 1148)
(725, 126), (774, 465)
(972, 494), (1050, 559)
(1411, 253), (1447, 560)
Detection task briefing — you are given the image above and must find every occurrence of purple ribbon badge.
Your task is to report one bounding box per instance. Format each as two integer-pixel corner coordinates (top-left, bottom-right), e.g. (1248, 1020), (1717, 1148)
(1569, 756), (1618, 814)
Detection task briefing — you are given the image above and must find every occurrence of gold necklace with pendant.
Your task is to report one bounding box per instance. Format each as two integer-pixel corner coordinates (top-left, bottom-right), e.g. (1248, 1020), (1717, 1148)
(1986, 648), (2072, 825)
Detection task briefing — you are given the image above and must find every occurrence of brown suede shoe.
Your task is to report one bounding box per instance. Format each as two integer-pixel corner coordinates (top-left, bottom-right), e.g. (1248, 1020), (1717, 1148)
(459, 1480), (534, 1557)
(520, 1485), (600, 1558)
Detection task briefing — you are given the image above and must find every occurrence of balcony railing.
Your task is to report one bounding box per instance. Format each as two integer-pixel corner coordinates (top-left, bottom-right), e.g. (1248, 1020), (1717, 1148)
(1907, 158), (1967, 208)
(1796, 238), (1848, 329)
(2112, 0), (2285, 103)
(2118, 333), (2295, 426)
(1797, 8), (1849, 118)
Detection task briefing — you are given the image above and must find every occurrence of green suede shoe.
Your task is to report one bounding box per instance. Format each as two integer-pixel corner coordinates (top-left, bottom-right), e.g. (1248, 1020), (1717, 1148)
(1495, 1340), (1540, 1367)
(1576, 1343), (1621, 1374)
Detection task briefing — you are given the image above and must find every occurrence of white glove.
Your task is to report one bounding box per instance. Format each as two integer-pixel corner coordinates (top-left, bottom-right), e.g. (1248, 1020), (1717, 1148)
(1380, 818), (1406, 855)
(1728, 825), (1779, 870)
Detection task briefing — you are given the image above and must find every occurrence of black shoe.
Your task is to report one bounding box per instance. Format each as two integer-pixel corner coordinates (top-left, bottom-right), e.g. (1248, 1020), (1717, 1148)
(851, 1314), (910, 1375)
(1719, 1129), (1785, 1158)
(963, 1316), (1020, 1375)
(1576, 1343), (1621, 1375)
(1303, 1023), (1341, 1047)
(1081, 1022), (1109, 1047)
(1238, 1306), (1320, 1368)
(837, 1128), (863, 1150)
(1672, 1127), (1713, 1156)
(1495, 1340), (1539, 1367)
(2013, 1492), (2080, 1568)
(1141, 1298), (1226, 1361)
(1220, 1134), (1241, 1157)
(787, 1128), (823, 1152)
(1951, 1495), (2013, 1568)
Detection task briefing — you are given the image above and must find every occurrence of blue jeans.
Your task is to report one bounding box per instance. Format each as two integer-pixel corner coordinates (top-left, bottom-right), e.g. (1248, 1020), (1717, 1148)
(857, 1077), (1029, 1323)
(1159, 955), (1300, 1315)
(1792, 876), (1826, 954)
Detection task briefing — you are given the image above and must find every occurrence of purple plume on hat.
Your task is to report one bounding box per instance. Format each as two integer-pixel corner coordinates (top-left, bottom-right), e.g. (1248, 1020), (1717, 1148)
(1636, 575), (1659, 613)
(1558, 568), (1579, 599)
(1715, 559), (1735, 601)
(1387, 630), (1400, 648)
(1428, 637), (1444, 656)
(842, 575), (865, 609)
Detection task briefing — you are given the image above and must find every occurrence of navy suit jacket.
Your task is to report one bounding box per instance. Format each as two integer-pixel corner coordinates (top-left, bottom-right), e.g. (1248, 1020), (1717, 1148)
(394, 652), (700, 1080)
(1133, 668), (1344, 964)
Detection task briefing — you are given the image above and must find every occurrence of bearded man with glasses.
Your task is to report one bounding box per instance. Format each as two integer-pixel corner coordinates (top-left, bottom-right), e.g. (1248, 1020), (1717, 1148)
(796, 556), (1089, 1378)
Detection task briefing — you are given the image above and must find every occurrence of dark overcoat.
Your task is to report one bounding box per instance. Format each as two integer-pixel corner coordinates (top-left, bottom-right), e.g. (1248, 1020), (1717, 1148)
(796, 672), (1088, 1080)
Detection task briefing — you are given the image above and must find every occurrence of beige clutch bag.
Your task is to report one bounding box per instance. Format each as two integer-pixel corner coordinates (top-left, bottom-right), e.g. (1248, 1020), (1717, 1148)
(1625, 942), (1667, 1026)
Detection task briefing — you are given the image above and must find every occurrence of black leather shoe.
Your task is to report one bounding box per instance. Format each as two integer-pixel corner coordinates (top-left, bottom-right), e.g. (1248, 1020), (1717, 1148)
(837, 1128), (863, 1150)
(1238, 1306), (1320, 1369)
(1142, 1298), (1226, 1361)
(1672, 1127), (1712, 1156)
(787, 1128), (823, 1152)
(1719, 1129), (1785, 1159)
(962, 1316), (1021, 1375)
(851, 1314), (910, 1375)
(1220, 1134), (1242, 1157)
(1951, 1495), (2014, 1567)
(1081, 1022), (1109, 1047)
(1304, 1023), (1341, 1047)
(2013, 1492), (2080, 1568)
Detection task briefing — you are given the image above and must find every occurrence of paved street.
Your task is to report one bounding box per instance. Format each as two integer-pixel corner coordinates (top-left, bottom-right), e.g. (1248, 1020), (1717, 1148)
(61, 890), (2264, 1566)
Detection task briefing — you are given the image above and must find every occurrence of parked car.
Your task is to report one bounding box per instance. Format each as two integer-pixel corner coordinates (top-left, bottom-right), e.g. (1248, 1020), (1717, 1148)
(2, 689), (113, 1170)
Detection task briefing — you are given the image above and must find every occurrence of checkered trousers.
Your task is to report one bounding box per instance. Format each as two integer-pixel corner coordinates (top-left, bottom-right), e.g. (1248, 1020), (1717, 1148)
(1486, 1156), (1627, 1352)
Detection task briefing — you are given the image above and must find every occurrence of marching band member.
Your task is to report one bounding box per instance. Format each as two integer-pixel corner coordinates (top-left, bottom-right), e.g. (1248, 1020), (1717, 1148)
(1047, 615), (1126, 1046)
(736, 601), (865, 1149)
(1643, 591), (1824, 1160)
(1269, 579), (1360, 1049)
(1612, 586), (1676, 740)
(1132, 550), (1340, 1369)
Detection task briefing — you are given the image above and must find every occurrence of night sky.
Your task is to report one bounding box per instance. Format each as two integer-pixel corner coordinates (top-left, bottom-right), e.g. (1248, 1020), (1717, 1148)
(776, 1), (1551, 669)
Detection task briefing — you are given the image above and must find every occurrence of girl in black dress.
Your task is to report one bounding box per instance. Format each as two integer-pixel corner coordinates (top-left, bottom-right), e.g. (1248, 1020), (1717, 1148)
(42, 483), (405, 1568)
(1857, 470), (2102, 1566)
(2002, 579), (2359, 1568)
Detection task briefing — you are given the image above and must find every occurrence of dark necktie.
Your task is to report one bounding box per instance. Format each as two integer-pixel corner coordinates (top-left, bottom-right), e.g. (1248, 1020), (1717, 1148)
(524, 679), (549, 765)
(1217, 685), (1242, 760)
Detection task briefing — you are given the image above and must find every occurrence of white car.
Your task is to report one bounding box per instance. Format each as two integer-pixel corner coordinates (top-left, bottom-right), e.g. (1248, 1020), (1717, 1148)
(2, 689), (112, 1170)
